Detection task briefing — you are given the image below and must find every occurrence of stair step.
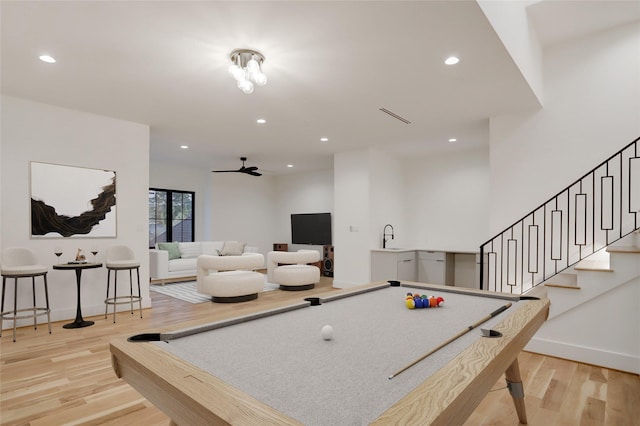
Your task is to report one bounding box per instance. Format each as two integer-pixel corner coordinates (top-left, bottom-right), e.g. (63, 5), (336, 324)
(543, 273), (577, 287)
(524, 285), (548, 298)
(606, 245), (640, 254)
(574, 259), (613, 272)
(544, 283), (581, 290)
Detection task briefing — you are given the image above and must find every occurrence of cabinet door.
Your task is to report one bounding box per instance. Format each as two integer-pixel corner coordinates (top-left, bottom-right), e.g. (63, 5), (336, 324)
(418, 259), (446, 285)
(371, 252), (398, 281)
(397, 258), (416, 281)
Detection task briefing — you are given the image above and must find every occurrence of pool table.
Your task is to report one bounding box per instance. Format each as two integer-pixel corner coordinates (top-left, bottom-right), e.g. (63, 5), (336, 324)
(110, 282), (549, 425)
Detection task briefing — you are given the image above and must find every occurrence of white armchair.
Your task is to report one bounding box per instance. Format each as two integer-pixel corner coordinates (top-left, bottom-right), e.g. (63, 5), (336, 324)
(196, 253), (265, 303)
(267, 250), (320, 291)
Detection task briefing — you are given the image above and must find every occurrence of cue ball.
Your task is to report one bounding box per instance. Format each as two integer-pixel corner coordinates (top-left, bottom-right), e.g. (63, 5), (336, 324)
(321, 325), (333, 341)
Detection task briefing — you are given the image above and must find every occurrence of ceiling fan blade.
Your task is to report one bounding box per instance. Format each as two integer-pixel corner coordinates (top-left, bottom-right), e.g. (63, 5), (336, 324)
(213, 157), (262, 176)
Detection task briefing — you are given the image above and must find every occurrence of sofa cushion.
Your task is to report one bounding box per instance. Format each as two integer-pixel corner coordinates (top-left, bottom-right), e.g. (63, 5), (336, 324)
(178, 242), (202, 259)
(168, 258), (196, 272)
(157, 242), (181, 260)
(201, 241), (224, 256)
(221, 241), (246, 256)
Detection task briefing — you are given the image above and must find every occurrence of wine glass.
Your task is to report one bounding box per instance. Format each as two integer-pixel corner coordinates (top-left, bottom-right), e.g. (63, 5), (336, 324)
(54, 246), (63, 264)
(91, 247), (98, 262)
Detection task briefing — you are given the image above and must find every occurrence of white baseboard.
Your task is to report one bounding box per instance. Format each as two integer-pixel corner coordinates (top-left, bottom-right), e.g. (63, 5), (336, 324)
(526, 337), (640, 374)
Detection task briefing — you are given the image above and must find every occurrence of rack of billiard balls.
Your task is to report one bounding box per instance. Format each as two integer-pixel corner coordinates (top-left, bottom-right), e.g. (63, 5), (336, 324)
(405, 293), (445, 309)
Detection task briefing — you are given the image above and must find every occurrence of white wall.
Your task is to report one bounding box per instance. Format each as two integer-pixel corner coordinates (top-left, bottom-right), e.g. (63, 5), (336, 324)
(370, 150), (405, 250)
(333, 150), (372, 288)
(273, 169), (334, 244)
(405, 146), (490, 251)
(209, 173), (277, 257)
(488, 21), (640, 372)
(489, 21), (640, 233)
(477, 0), (544, 106)
(1, 95), (150, 327)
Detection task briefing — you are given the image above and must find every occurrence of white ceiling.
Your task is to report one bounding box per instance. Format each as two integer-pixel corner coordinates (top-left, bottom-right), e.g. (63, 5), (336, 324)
(2, 1), (637, 175)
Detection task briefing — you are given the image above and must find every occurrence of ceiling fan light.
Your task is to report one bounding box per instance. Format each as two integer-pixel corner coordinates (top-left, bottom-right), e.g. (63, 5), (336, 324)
(247, 57), (260, 73)
(254, 72), (267, 86)
(229, 64), (244, 81)
(240, 80), (254, 94)
(229, 49), (266, 94)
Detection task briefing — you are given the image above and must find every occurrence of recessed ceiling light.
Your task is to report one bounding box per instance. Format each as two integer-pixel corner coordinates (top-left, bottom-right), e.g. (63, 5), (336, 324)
(180, 145), (189, 149)
(39, 55), (56, 63)
(448, 138), (457, 143)
(287, 164), (293, 168)
(256, 118), (266, 124)
(444, 56), (459, 65)
(320, 137), (329, 142)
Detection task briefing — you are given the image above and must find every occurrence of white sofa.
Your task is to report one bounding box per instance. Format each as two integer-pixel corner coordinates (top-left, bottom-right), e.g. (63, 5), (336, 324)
(149, 241), (258, 283)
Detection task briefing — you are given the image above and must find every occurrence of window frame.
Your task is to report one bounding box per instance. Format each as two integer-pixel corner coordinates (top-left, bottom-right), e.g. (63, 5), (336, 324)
(148, 188), (195, 248)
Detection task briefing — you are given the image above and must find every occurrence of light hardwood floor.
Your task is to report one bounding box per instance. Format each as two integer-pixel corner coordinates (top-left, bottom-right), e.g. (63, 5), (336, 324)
(1, 277), (638, 425)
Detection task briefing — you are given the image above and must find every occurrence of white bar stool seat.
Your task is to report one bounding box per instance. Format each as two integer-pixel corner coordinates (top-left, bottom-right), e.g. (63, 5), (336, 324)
(1, 247), (51, 342)
(104, 245), (142, 323)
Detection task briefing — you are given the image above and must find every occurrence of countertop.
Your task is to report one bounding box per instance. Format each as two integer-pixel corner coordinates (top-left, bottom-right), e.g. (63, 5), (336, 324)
(371, 248), (479, 254)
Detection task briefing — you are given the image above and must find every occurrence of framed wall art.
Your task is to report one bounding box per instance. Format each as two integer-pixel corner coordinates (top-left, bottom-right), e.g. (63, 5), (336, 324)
(30, 161), (117, 238)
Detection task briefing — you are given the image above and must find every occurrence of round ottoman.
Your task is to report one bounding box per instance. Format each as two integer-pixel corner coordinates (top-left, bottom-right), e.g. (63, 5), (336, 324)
(200, 270), (264, 303)
(272, 264), (320, 291)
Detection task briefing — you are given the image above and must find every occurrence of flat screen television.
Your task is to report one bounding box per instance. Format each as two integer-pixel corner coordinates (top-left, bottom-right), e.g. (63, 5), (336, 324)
(291, 213), (332, 245)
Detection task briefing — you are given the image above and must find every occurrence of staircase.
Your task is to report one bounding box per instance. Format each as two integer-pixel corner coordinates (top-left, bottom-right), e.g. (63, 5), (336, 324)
(479, 138), (640, 374)
(480, 137), (639, 294)
(526, 231), (640, 373)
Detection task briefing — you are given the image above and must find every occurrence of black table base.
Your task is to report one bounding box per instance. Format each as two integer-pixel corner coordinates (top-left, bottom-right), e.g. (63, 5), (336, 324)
(63, 319), (94, 329)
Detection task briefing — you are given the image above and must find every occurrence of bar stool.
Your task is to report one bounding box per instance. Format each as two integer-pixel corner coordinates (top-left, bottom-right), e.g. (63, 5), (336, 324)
(1, 247), (51, 342)
(104, 245), (142, 323)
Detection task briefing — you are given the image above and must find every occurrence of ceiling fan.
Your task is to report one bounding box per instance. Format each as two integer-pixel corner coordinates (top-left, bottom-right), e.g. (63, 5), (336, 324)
(212, 157), (262, 177)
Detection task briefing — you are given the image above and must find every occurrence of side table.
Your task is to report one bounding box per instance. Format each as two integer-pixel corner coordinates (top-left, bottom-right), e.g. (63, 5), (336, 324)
(53, 262), (102, 328)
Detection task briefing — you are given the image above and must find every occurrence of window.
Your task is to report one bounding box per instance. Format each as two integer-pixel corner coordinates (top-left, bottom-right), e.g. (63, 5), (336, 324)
(149, 188), (195, 248)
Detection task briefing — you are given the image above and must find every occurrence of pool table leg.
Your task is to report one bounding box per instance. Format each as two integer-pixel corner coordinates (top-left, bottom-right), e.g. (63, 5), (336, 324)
(505, 357), (527, 424)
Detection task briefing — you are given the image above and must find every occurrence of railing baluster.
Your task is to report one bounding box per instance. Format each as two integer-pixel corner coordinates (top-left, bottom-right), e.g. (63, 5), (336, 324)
(479, 137), (639, 294)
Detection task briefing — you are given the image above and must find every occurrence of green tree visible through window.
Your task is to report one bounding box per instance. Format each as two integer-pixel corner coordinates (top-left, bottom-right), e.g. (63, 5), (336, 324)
(149, 188), (194, 247)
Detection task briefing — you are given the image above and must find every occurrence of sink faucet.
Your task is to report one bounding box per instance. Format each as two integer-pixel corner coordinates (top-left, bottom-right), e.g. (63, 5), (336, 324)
(383, 224), (394, 249)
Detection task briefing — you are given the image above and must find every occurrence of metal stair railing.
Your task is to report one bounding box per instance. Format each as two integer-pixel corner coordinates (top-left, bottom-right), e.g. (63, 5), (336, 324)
(480, 137), (640, 294)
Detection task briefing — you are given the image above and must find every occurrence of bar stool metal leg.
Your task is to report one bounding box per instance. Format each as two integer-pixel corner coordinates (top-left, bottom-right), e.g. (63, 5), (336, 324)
(129, 269), (134, 314)
(136, 268), (143, 319)
(13, 278), (18, 342)
(113, 270), (118, 323)
(0, 277), (6, 337)
(43, 273), (52, 335)
(105, 269), (111, 320)
(32, 276), (37, 329)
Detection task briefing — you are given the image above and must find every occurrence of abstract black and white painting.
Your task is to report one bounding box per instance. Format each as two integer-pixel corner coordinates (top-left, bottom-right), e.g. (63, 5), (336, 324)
(30, 161), (116, 238)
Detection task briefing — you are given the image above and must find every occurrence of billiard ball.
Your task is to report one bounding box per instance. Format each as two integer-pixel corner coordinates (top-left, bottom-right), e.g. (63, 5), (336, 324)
(321, 325), (334, 340)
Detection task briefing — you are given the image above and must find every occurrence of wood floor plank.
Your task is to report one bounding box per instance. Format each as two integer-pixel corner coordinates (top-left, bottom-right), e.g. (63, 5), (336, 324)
(2, 276), (639, 425)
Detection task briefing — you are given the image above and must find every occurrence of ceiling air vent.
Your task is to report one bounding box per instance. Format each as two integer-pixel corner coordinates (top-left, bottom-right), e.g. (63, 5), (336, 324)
(379, 108), (411, 124)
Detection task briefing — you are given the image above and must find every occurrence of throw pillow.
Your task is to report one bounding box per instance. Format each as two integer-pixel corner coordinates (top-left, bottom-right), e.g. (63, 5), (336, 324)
(178, 242), (201, 259)
(157, 242), (181, 260)
(221, 241), (246, 256)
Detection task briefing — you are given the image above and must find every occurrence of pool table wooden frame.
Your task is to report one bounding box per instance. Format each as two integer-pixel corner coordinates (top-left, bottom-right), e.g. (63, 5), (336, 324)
(110, 282), (549, 425)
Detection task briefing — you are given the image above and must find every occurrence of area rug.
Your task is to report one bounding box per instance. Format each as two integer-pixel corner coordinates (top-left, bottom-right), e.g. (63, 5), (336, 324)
(149, 277), (279, 304)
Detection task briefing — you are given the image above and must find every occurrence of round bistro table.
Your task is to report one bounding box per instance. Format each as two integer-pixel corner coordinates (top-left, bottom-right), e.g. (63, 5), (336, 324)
(53, 262), (102, 328)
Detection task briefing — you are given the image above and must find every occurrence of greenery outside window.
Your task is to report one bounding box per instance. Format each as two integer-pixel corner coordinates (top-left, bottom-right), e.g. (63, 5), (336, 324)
(149, 188), (195, 248)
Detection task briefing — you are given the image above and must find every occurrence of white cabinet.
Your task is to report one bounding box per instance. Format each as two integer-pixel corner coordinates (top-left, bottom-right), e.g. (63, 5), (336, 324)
(371, 250), (416, 282)
(417, 251), (454, 286)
